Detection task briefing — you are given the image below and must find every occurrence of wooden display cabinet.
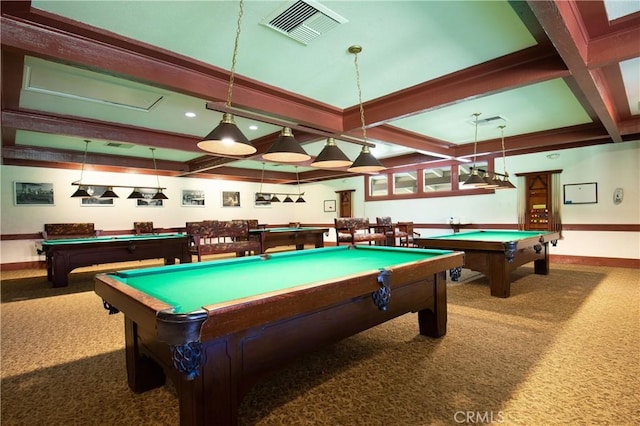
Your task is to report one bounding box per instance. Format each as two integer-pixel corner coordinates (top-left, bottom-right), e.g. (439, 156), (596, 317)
(517, 171), (561, 232)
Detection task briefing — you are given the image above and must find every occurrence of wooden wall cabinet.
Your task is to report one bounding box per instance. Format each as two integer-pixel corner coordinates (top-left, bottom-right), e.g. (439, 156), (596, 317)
(518, 171), (560, 232)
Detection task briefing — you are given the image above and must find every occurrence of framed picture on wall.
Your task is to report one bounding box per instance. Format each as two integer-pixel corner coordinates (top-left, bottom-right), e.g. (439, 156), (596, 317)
(324, 199), (336, 212)
(182, 189), (205, 207)
(222, 191), (240, 207)
(80, 186), (115, 206)
(14, 182), (54, 205)
(137, 189), (164, 207)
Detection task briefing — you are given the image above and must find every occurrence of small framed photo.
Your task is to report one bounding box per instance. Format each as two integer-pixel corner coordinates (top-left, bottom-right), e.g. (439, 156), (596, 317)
(81, 186), (115, 206)
(14, 182), (54, 205)
(137, 189), (164, 207)
(324, 199), (336, 212)
(222, 191), (240, 207)
(182, 189), (205, 207)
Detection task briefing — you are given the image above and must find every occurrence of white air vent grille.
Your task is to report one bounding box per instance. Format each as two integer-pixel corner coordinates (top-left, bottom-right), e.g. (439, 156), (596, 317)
(261, 0), (348, 45)
(468, 115), (508, 127)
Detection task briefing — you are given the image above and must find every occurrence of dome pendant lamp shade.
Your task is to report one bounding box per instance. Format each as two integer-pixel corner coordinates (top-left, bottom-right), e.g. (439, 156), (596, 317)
(270, 194), (281, 203)
(127, 188), (144, 199)
(348, 146), (385, 173)
(100, 187), (119, 198)
(283, 196), (294, 203)
(198, 113), (256, 156)
(262, 127), (310, 162)
(153, 189), (169, 200)
(465, 168), (486, 186)
(71, 186), (91, 198)
(311, 138), (352, 168)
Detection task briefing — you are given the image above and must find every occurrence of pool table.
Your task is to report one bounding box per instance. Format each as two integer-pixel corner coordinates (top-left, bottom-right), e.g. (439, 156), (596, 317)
(415, 230), (559, 298)
(41, 233), (191, 287)
(248, 226), (329, 252)
(94, 245), (463, 425)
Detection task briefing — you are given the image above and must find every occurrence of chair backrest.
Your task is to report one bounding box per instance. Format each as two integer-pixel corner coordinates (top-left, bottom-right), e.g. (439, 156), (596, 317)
(134, 221), (154, 234)
(335, 217), (371, 232)
(376, 217), (392, 227)
(43, 223), (95, 239)
(397, 221), (414, 233)
(219, 220), (250, 240)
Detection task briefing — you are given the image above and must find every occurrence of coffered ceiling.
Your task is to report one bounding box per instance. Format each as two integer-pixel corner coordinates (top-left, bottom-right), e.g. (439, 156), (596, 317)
(2, 0), (639, 184)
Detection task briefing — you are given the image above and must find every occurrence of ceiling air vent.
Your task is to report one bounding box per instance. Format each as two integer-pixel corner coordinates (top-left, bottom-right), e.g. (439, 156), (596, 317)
(467, 115), (508, 127)
(105, 142), (134, 149)
(261, 0), (348, 45)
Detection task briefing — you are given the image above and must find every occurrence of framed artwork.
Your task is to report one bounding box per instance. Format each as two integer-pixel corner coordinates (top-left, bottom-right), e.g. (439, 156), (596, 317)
(254, 193), (271, 207)
(182, 189), (205, 207)
(81, 186), (114, 206)
(136, 189), (164, 207)
(14, 182), (54, 205)
(564, 182), (597, 204)
(222, 191), (240, 207)
(324, 199), (336, 212)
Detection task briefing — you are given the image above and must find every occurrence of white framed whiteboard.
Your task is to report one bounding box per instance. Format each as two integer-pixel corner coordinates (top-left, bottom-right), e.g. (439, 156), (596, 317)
(563, 182), (597, 204)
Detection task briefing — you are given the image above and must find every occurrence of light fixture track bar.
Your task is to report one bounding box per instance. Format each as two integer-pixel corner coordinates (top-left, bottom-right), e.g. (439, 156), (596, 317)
(71, 182), (166, 190)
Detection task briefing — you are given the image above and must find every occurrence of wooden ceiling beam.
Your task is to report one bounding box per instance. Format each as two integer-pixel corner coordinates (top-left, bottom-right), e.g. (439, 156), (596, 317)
(342, 46), (569, 131)
(527, 0), (622, 143)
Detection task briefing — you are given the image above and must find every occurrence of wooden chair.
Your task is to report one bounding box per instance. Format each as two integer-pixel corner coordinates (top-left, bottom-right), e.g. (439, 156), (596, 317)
(375, 216), (409, 247)
(186, 220), (262, 262)
(334, 217), (387, 246)
(134, 221), (154, 234)
(397, 222), (421, 247)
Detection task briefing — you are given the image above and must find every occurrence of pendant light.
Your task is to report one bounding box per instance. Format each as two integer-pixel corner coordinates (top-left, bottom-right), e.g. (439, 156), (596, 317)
(496, 125), (516, 189)
(262, 127), (310, 162)
(255, 162), (268, 202)
(463, 113), (487, 186)
(197, 0), (255, 156)
(100, 187), (119, 199)
(150, 148), (168, 200)
(311, 137), (352, 168)
(346, 45), (385, 173)
(70, 140), (91, 198)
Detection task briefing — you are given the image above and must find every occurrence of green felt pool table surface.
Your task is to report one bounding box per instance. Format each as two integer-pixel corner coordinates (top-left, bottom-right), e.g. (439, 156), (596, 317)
(423, 230), (554, 242)
(111, 245), (452, 313)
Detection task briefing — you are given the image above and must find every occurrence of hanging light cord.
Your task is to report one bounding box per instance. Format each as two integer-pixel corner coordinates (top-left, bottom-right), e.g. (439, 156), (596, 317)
(78, 140), (89, 183)
(225, 0), (244, 109)
(499, 125), (507, 173)
(150, 148), (161, 189)
(259, 162), (265, 194)
(471, 112), (480, 169)
(296, 166), (301, 196)
(352, 48), (367, 143)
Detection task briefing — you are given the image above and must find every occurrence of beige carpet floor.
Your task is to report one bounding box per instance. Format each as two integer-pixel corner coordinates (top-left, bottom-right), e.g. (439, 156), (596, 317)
(1, 260), (638, 425)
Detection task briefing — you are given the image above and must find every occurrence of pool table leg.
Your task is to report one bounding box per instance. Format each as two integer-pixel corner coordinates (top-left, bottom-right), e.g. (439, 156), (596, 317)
(533, 243), (550, 275)
(418, 271), (447, 337)
(488, 255), (511, 298)
(124, 318), (166, 392)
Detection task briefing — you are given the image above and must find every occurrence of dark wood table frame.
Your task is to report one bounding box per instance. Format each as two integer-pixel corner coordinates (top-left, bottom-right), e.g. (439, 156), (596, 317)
(41, 235), (191, 287)
(415, 232), (559, 298)
(249, 227), (329, 252)
(95, 250), (464, 425)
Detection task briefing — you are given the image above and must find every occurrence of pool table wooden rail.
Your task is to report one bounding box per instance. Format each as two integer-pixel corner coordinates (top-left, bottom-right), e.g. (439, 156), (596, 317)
(94, 249), (464, 425)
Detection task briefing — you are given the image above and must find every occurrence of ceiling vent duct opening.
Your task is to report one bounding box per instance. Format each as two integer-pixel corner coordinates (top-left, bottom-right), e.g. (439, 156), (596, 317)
(261, 0), (348, 45)
(467, 115), (508, 127)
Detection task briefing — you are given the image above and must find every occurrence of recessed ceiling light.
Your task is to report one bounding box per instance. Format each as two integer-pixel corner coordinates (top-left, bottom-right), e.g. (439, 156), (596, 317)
(185, 112), (196, 118)
(249, 125), (258, 130)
